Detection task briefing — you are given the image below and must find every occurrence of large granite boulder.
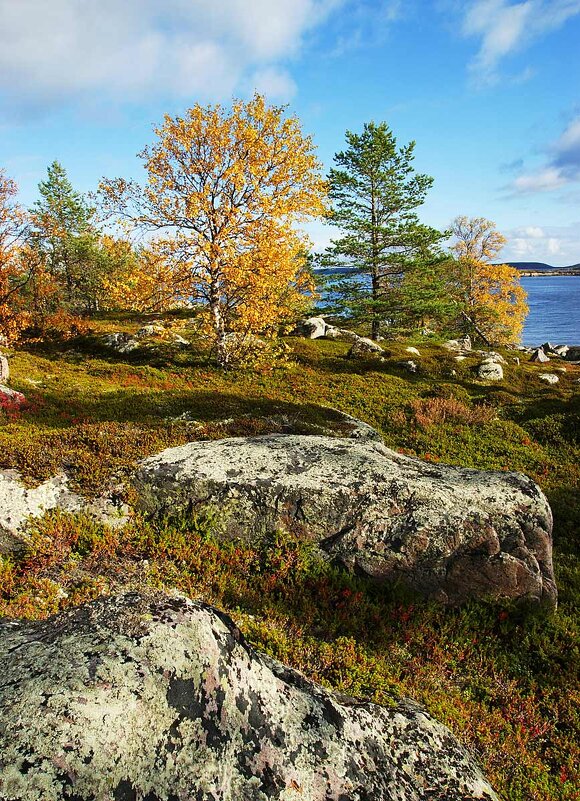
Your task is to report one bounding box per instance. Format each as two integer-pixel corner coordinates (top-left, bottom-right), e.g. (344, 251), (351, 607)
(0, 592), (498, 801)
(133, 435), (557, 607)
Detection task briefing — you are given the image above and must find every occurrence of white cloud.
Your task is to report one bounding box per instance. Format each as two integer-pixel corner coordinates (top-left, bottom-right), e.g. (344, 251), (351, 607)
(460, 0), (580, 84)
(509, 115), (580, 194)
(503, 221), (580, 264)
(247, 67), (298, 101)
(0, 0), (340, 111)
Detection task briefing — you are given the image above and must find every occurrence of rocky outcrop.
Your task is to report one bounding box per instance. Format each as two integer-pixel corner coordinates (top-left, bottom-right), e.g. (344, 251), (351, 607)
(0, 470), (128, 554)
(0, 592), (498, 801)
(564, 345), (580, 362)
(133, 435), (557, 607)
(346, 335), (384, 358)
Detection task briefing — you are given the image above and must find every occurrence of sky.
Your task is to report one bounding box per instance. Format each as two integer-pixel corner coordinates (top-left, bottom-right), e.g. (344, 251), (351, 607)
(1, 0), (579, 266)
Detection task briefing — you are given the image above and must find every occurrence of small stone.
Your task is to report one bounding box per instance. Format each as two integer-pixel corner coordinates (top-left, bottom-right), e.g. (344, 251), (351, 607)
(405, 347), (420, 356)
(538, 373), (559, 384)
(477, 362), (503, 381)
(400, 360), (418, 373)
(0, 385), (25, 405)
(173, 335), (191, 346)
(530, 348), (550, 363)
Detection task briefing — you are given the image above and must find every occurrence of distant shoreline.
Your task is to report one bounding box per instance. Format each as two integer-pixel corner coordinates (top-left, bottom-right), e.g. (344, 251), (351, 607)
(520, 271), (580, 277)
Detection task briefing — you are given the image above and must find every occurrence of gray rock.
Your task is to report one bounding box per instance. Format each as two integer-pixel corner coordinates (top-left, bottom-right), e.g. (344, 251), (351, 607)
(405, 346), (421, 356)
(552, 345), (569, 357)
(173, 334), (191, 346)
(538, 373), (559, 384)
(0, 353), (8, 382)
(102, 332), (140, 354)
(400, 360), (418, 373)
(135, 323), (165, 339)
(564, 346), (580, 362)
(347, 336), (384, 358)
(0, 592), (499, 801)
(443, 335), (471, 352)
(133, 435), (556, 607)
(512, 357), (520, 365)
(480, 351), (507, 365)
(295, 316), (328, 339)
(530, 348), (550, 363)
(0, 384), (25, 405)
(0, 470), (128, 555)
(477, 362), (504, 381)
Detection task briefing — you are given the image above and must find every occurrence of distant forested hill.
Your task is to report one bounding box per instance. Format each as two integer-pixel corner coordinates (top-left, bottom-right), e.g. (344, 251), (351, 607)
(501, 261), (580, 273)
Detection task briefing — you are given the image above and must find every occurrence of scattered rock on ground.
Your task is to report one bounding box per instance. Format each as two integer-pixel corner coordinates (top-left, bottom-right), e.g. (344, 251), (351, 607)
(400, 359), (418, 373)
(294, 316), (328, 339)
(538, 373), (559, 384)
(347, 336), (384, 358)
(480, 351), (507, 365)
(530, 348), (550, 363)
(0, 591), (499, 801)
(405, 346), (421, 356)
(443, 335), (471, 352)
(512, 357), (520, 365)
(477, 362), (504, 381)
(0, 353), (8, 382)
(0, 470), (128, 555)
(0, 384), (25, 405)
(552, 345), (569, 357)
(133, 434), (557, 607)
(135, 323), (165, 339)
(564, 346), (580, 362)
(102, 332), (140, 354)
(173, 334), (191, 346)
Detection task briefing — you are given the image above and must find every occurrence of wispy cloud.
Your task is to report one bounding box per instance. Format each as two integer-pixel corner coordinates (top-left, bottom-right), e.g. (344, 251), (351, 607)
(509, 115), (580, 194)
(460, 0), (580, 84)
(0, 0), (342, 113)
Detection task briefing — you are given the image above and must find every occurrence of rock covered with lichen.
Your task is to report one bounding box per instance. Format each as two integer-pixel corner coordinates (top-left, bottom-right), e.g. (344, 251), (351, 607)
(0, 592), (498, 800)
(133, 435), (557, 607)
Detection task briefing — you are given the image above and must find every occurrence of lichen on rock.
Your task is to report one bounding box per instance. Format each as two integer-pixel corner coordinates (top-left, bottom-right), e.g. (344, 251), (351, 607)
(132, 434), (557, 607)
(0, 592), (499, 801)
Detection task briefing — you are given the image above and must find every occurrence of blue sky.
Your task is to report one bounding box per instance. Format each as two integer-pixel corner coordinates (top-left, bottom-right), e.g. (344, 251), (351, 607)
(1, 0), (579, 265)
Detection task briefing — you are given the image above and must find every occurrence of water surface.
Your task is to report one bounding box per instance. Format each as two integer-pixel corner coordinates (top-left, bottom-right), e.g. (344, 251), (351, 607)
(521, 276), (580, 346)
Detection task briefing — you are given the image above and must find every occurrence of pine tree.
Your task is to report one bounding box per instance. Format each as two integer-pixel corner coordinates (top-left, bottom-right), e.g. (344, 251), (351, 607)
(322, 122), (448, 339)
(30, 161), (104, 312)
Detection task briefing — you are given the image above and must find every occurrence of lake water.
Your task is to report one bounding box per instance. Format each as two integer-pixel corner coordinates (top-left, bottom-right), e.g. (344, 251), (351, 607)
(521, 276), (580, 346)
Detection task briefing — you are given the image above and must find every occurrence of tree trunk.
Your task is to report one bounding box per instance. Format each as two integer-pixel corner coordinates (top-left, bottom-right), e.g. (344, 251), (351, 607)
(371, 272), (380, 340)
(460, 311), (492, 346)
(210, 293), (229, 369)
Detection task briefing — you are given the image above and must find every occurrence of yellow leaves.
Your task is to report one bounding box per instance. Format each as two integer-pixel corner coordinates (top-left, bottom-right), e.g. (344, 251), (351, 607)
(101, 95), (326, 365)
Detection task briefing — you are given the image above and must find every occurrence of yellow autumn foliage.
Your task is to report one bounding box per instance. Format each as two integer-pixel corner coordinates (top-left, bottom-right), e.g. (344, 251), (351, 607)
(100, 94), (326, 366)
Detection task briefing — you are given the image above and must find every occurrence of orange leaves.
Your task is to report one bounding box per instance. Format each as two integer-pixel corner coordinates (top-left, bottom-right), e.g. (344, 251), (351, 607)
(0, 170), (30, 343)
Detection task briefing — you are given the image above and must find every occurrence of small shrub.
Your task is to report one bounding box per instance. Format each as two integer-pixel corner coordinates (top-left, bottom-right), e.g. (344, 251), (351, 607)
(410, 396), (496, 429)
